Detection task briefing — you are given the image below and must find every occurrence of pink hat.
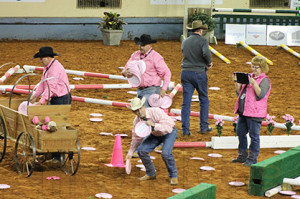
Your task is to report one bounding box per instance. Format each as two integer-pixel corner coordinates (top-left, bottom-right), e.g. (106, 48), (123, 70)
(135, 121), (151, 137)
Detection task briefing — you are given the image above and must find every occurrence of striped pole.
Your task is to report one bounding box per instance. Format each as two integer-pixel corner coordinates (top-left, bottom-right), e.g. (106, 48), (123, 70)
(169, 84), (182, 98)
(239, 41), (273, 65)
(209, 46), (231, 64)
(174, 142), (211, 148)
(23, 65), (127, 81)
(0, 84), (133, 90)
(280, 44), (300, 59)
(170, 108), (300, 131)
(0, 65), (20, 84)
(213, 8), (300, 14)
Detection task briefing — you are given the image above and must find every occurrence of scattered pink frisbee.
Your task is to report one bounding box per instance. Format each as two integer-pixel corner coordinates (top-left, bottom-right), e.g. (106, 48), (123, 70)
(99, 132), (113, 136)
(81, 147), (96, 151)
(0, 184), (10, 189)
(135, 121), (151, 138)
(136, 164), (145, 169)
(90, 113), (103, 117)
(279, 191), (296, 196)
(141, 168), (146, 172)
(89, 118), (103, 122)
(160, 95), (173, 109)
(192, 98), (199, 102)
(155, 150), (162, 153)
(127, 91), (137, 95)
(128, 75), (141, 87)
(137, 159), (142, 163)
(274, 150), (286, 154)
(148, 94), (162, 107)
(72, 77), (84, 80)
(172, 188), (186, 194)
(46, 176), (60, 180)
(208, 153), (223, 158)
(246, 62), (252, 65)
(190, 157), (205, 161)
(18, 101), (34, 115)
(292, 195), (300, 199)
(209, 87), (220, 91)
(200, 166), (215, 171)
(95, 193), (113, 199)
(229, 181), (245, 186)
(125, 159), (131, 174)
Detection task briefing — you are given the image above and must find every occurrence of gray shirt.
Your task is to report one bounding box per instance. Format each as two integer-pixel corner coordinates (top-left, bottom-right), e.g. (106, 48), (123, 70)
(181, 33), (212, 73)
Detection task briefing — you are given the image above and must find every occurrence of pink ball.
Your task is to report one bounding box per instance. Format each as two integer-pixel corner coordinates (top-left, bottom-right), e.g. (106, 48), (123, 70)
(32, 116), (40, 125)
(44, 116), (50, 124)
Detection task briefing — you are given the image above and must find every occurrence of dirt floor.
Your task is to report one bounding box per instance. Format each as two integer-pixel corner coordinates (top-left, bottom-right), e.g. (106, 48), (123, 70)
(0, 40), (300, 199)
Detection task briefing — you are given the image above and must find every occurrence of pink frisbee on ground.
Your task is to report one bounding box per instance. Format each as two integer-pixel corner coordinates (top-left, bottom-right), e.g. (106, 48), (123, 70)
(190, 157), (205, 161)
(160, 95), (173, 109)
(90, 113), (103, 117)
(209, 87), (220, 91)
(125, 159), (131, 174)
(200, 166), (215, 171)
(81, 147), (96, 151)
(127, 91), (137, 95)
(155, 150), (162, 153)
(136, 164), (145, 169)
(135, 121), (151, 138)
(72, 77), (84, 80)
(279, 191), (296, 196)
(0, 184), (10, 189)
(95, 193), (113, 199)
(229, 181), (245, 186)
(292, 195), (300, 199)
(89, 118), (103, 122)
(172, 188), (186, 194)
(99, 132), (113, 136)
(208, 153), (223, 158)
(274, 150), (286, 154)
(148, 94), (162, 107)
(18, 101), (34, 115)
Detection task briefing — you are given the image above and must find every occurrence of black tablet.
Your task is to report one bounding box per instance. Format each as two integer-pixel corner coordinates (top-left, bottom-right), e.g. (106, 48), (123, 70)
(234, 72), (249, 84)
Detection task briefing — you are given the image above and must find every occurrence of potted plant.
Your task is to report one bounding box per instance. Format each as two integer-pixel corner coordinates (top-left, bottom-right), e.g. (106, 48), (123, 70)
(191, 12), (216, 43)
(98, 12), (127, 46)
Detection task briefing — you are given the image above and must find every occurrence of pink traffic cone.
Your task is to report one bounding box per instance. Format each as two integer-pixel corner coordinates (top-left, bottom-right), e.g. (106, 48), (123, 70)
(105, 134), (125, 168)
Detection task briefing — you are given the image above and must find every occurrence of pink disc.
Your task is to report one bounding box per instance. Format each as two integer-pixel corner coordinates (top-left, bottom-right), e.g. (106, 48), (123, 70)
(148, 94), (162, 107)
(90, 113), (103, 117)
(136, 164), (145, 169)
(95, 193), (113, 199)
(292, 195), (300, 199)
(279, 191), (296, 196)
(72, 77), (84, 80)
(0, 184), (10, 189)
(192, 98), (199, 102)
(134, 121), (151, 138)
(208, 153), (223, 158)
(155, 150), (162, 153)
(209, 87), (220, 91)
(274, 150), (286, 154)
(99, 132), (113, 136)
(160, 95), (172, 109)
(172, 188), (186, 194)
(137, 159), (142, 163)
(125, 159), (131, 174)
(128, 75), (141, 87)
(175, 116), (181, 121)
(46, 177), (52, 180)
(18, 101), (34, 115)
(89, 118), (103, 122)
(190, 157), (205, 161)
(192, 95), (198, 98)
(246, 62), (251, 65)
(200, 166), (215, 171)
(127, 91), (137, 95)
(81, 147), (96, 151)
(229, 181), (245, 186)
(140, 168), (146, 172)
(118, 66), (125, 70)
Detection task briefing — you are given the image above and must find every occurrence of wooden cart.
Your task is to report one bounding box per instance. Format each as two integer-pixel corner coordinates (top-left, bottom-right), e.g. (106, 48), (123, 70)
(0, 98), (80, 177)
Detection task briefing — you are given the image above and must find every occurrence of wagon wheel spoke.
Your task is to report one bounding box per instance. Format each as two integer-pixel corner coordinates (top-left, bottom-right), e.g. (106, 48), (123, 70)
(15, 132), (36, 177)
(0, 116), (7, 163)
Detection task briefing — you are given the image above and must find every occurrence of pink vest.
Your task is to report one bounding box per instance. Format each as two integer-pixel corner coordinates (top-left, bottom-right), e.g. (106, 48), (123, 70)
(234, 73), (271, 118)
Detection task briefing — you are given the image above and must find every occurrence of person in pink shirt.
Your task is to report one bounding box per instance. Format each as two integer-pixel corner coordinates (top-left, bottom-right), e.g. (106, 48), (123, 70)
(126, 97), (178, 185)
(30, 46), (71, 106)
(122, 34), (171, 107)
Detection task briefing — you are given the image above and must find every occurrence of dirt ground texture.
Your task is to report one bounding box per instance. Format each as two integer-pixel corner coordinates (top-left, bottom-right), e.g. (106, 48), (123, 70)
(0, 40), (300, 199)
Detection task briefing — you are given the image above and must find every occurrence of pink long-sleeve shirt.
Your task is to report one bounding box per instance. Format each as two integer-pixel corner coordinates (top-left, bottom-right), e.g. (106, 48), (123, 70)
(127, 107), (175, 156)
(34, 58), (70, 105)
(124, 48), (171, 91)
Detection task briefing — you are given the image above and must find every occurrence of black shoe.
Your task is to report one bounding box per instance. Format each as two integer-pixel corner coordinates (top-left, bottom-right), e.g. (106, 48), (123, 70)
(242, 161), (254, 167)
(183, 133), (191, 137)
(199, 127), (213, 134)
(232, 158), (247, 163)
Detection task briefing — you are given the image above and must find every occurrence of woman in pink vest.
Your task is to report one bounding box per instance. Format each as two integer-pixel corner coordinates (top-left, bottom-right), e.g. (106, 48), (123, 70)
(232, 56), (271, 166)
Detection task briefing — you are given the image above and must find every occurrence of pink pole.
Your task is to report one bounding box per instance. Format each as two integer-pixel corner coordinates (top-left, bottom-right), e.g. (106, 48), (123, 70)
(169, 83), (182, 98)
(174, 142), (210, 148)
(0, 84), (133, 90)
(0, 65), (20, 84)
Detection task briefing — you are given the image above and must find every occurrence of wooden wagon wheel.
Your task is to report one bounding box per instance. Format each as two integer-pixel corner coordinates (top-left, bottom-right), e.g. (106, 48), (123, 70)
(14, 132), (36, 177)
(0, 115), (7, 163)
(61, 139), (80, 176)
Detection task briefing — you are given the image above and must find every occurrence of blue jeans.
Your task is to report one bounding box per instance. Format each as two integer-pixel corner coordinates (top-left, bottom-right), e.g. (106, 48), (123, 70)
(181, 71), (209, 135)
(50, 93), (72, 105)
(137, 127), (178, 178)
(236, 115), (262, 164)
(137, 86), (160, 108)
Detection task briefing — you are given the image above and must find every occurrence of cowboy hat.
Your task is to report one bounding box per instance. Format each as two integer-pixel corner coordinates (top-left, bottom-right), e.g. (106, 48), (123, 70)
(186, 20), (208, 30)
(33, 46), (59, 58)
(134, 34), (157, 46)
(126, 97), (146, 111)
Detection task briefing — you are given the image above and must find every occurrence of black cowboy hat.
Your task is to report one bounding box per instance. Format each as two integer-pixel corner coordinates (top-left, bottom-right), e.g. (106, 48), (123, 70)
(33, 46), (59, 58)
(134, 34), (157, 46)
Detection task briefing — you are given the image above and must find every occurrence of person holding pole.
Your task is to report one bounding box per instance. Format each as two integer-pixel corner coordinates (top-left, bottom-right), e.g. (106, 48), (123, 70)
(180, 20), (213, 137)
(232, 56), (271, 166)
(121, 34), (171, 107)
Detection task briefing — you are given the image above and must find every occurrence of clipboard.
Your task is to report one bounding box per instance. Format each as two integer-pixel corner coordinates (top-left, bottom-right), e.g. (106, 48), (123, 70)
(234, 72), (249, 84)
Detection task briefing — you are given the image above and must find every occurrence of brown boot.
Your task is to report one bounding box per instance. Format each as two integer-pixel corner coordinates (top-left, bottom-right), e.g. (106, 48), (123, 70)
(139, 175), (156, 181)
(170, 177), (178, 185)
